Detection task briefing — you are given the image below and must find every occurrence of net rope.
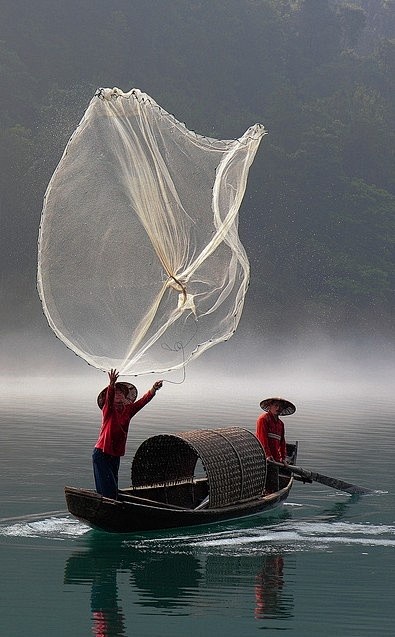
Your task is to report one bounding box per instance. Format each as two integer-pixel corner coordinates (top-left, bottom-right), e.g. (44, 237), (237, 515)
(37, 87), (265, 375)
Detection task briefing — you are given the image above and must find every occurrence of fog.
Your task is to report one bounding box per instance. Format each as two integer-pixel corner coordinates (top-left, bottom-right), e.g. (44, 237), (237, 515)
(1, 327), (393, 406)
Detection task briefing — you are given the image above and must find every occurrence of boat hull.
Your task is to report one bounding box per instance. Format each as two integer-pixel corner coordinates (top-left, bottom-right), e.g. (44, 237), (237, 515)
(65, 479), (294, 533)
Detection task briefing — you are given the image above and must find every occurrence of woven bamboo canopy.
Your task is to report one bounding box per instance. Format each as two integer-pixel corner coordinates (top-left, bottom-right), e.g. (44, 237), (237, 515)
(131, 427), (267, 508)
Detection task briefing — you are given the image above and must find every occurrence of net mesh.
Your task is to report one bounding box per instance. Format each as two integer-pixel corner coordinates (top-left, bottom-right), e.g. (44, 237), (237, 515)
(37, 88), (265, 375)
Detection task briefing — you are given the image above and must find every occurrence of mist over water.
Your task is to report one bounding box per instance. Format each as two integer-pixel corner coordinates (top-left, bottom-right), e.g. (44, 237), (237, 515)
(1, 328), (393, 403)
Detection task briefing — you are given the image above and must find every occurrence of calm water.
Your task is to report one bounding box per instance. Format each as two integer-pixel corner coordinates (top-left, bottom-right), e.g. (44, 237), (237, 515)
(1, 367), (394, 637)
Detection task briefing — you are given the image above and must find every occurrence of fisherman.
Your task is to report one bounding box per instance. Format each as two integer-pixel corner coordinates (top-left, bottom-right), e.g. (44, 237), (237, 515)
(256, 397), (296, 493)
(93, 368), (163, 499)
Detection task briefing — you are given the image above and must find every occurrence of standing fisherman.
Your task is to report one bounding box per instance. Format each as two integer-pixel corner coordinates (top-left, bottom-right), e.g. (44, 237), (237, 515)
(256, 397), (296, 492)
(93, 369), (163, 499)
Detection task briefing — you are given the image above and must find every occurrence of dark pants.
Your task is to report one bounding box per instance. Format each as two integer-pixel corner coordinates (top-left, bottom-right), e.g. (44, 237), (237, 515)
(265, 464), (280, 493)
(92, 448), (120, 500)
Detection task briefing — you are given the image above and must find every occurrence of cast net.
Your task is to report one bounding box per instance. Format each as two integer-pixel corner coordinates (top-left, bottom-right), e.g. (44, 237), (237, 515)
(37, 88), (265, 375)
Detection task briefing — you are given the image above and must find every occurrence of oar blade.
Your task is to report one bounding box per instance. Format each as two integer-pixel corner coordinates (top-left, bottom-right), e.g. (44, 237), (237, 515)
(310, 471), (373, 495)
(271, 461), (374, 495)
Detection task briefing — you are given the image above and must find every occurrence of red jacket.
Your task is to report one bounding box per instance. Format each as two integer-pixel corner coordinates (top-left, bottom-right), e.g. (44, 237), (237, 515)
(95, 385), (154, 457)
(256, 411), (286, 462)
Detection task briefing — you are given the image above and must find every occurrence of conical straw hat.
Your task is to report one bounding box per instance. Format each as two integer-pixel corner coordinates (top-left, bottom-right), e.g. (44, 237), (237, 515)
(97, 382), (138, 410)
(260, 397), (296, 416)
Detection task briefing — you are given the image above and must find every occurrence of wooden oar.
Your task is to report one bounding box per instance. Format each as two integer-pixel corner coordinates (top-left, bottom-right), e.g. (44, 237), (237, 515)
(269, 460), (373, 495)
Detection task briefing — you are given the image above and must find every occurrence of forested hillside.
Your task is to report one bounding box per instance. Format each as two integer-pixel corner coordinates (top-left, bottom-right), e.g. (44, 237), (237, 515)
(0, 0), (393, 340)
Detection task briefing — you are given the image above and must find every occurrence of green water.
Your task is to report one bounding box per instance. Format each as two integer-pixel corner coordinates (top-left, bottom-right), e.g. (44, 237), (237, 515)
(0, 372), (394, 636)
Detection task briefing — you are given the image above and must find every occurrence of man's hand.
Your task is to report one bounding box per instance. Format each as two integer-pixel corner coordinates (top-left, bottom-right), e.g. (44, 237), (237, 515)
(152, 380), (163, 392)
(108, 368), (119, 386)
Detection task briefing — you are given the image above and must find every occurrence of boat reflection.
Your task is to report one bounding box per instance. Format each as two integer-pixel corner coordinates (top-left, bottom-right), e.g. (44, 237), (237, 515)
(130, 550), (202, 609)
(64, 530), (295, 633)
(64, 534), (203, 636)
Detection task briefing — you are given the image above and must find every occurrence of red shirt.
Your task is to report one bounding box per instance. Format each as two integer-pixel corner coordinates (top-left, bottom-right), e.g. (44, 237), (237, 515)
(256, 411), (286, 462)
(94, 385), (154, 457)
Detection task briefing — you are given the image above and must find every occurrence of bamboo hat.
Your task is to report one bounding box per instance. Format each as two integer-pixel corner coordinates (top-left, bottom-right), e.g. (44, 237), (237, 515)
(260, 397), (296, 416)
(97, 382), (138, 410)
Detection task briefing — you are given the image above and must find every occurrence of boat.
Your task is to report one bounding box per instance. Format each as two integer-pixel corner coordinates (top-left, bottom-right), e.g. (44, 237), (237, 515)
(65, 427), (297, 533)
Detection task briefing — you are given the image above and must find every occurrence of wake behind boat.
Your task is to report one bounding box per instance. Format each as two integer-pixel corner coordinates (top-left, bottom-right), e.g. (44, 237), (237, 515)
(65, 427), (297, 533)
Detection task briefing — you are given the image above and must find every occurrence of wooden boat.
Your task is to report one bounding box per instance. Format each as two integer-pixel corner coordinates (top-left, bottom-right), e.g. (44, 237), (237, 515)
(65, 427), (297, 533)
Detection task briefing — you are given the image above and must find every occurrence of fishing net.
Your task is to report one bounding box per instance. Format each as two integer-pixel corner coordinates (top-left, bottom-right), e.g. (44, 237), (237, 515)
(37, 88), (265, 375)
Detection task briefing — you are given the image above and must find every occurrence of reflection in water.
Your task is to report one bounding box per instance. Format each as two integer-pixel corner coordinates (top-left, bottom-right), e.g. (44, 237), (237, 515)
(62, 498), (365, 633)
(255, 554), (286, 619)
(65, 538), (127, 637)
(91, 570), (126, 637)
(64, 534), (203, 635)
(204, 551), (292, 621)
(318, 496), (361, 521)
(131, 551), (201, 608)
(64, 531), (295, 633)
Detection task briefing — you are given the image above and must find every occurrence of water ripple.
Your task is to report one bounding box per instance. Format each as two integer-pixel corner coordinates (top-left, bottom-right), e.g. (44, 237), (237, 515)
(0, 515), (90, 539)
(131, 519), (395, 553)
